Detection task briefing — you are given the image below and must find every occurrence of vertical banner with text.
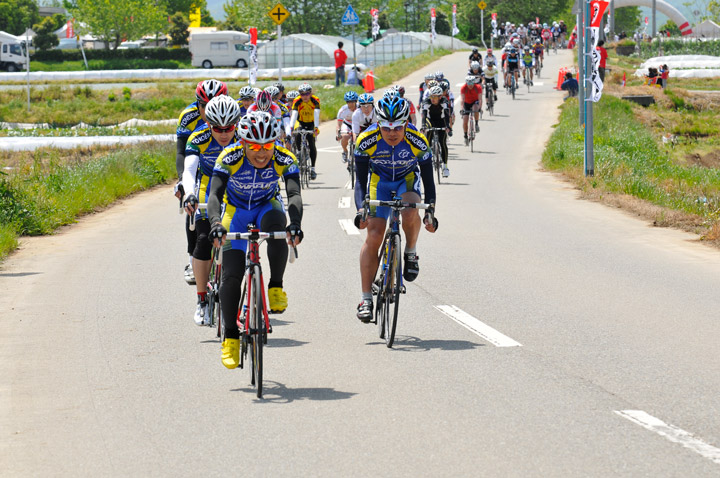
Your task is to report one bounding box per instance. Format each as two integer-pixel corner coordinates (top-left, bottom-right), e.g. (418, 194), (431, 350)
(249, 27), (258, 86)
(430, 7), (437, 41)
(589, 0), (609, 102)
(371, 8), (380, 39)
(452, 5), (460, 36)
(66, 20), (74, 39)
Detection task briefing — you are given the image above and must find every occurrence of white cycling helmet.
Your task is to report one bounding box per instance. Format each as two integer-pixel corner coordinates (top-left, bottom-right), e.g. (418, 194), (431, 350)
(238, 111), (281, 144)
(238, 85), (255, 100)
(465, 75), (477, 85)
(298, 83), (312, 94)
(264, 85), (280, 98)
(428, 85), (443, 96)
(205, 95), (242, 127)
(470, 61), (481, 70)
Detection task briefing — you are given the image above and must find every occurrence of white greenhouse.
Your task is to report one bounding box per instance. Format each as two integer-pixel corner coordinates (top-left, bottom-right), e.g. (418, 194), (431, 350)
(257, 33), (365, 69)
(357, 32), (472, 66)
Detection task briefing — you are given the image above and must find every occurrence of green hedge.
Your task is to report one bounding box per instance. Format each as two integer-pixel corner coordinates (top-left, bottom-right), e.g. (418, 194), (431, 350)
(32, 47), (190, 62)
(638, 39), (720, 58)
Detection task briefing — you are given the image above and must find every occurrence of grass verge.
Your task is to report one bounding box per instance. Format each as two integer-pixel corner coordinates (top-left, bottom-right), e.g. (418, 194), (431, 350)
(0, 142), (175, 260)
(542, 95), (720, 243)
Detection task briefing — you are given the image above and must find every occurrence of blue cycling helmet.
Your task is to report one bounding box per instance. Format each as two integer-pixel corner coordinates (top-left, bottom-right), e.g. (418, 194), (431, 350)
(344, 91), (359, 102)
(358, 93), (374, 104)
(375, 96), (410, 127)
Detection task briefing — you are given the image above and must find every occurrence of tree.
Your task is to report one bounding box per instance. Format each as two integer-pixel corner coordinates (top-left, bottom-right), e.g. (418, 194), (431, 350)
(168, 12), (189, 45)
(0, 0), (40, 35)
(68, 0), (167, 48)
(222, 0), (274, 33)
(613, 6), (641, 36)
(435, 10), (451, 35)
(33, 16), (61, 50)
(659, 19), (681, 35)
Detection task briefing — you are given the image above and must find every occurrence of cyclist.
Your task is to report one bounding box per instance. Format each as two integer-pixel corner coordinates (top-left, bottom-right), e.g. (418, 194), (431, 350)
(468, 61), (484, 84)
(468, 47), (483, 68)
(532, 38), (544, 68)
(484, 48), (497, 67)
(176, 79), (228, 285)
(420, 85), (451, 178)
(352, 93), (376, 138)
(248, 89), (283, 124)
(272, 82), (287, 104)
(182, 95), (241, 326)
(207, 112), (304, 369)
(559, 20), (567, 47)
(354, 96), (438, 322)
(394, 85), (416, 125)
(483, 59), (500, 104)
(521, 46), (535, 85)
(505, 47), (520, 91)
(237, 85), (255, 115)
(268, 85), (293, 147)
(460, 75), (482, 146)
(336, 91), (359, 163)
(541, 23), (552, 47)
(289, 83), (321, 180)
(551, 22), (561, 49)
(418, 73), (434, 110)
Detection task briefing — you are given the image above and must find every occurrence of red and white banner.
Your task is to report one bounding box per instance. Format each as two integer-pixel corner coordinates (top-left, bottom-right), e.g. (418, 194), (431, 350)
(589, 0), (609, 102)
(66, 20), (74, 39)
(371, 8), (380, 39)
(491, 12), (497, 20)
(590, 0), (609, 28)
(248, 27), (258, 85)
(452, 4), (459, 36)
(430, 7), (437, 41)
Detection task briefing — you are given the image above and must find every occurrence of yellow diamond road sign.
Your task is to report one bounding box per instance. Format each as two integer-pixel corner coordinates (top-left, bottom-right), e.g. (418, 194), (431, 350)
(268, 3), (290, 25)
(477, 1), (487, 9)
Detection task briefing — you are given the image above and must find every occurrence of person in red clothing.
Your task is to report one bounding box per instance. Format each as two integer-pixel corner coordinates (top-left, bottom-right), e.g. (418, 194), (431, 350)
(460, 75), (482, 145)
(597, 40), (608, 82)
(334, 41), (348, 87)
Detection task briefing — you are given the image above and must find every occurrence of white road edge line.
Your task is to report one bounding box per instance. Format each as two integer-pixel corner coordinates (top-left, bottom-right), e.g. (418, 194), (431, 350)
(339, 219), (360, 235)
(338, 197), (351, 208)
(434, 305), (522, 347)
(344, 180), (352, 190)
(615, 410), (720, 465)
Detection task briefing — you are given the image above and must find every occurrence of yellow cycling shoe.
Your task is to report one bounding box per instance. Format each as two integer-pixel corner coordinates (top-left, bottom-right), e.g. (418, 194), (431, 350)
(268, 287), (288, 314)
(221, 338), (240, 369)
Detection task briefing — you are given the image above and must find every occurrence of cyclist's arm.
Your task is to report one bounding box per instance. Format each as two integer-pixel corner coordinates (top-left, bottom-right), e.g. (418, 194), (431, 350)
(285, 175), (303, 226)
(207, 170), (228, 226)
(354, 155), (370, 209)
(181, 154), (200, 198)
(176, 137), (188, 179)
(314, 109), (320, 129)
(289, 110), (299, 128)
(419, 160), (436, 205)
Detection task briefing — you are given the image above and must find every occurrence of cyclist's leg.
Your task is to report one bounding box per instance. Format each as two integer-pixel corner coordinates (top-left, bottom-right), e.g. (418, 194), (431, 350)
(220, 249), (246, 340)
(258, 200), (288, 288)
(360, 218), (386, 294)
(473, 100), (480, 123)
(461, 107), (469, 135)
(308, 133), (317, 168)
(439, 130), (449, 165)
(399, 176), (422, 250)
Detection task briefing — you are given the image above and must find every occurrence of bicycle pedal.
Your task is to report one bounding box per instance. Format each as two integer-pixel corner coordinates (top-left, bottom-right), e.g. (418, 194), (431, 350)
(400, 285), (407, 294)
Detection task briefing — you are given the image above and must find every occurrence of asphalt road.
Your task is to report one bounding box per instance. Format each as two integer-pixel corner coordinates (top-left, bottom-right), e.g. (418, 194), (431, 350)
(3, 50), (720, 476)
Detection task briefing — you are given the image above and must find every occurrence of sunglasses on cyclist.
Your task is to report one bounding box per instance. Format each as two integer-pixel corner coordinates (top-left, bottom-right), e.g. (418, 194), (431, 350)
(380, 125), (404, 132)
(211, 124), (235, 134)
(300, 92), (311, 96)
(245, 141), (275, 151)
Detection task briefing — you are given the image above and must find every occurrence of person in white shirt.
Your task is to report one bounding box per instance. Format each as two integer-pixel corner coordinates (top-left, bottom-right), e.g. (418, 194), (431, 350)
(336, 91), (359, 163)
(352, 93), (376, 137)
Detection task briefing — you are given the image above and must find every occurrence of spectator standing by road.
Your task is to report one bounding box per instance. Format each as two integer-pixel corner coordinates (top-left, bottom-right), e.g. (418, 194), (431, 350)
(334, 42), (348, 87)
(596, 40), (608, 82)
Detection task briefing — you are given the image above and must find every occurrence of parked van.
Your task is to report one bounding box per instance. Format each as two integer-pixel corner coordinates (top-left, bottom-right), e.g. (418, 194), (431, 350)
(0, 30), (26, 72)
(189, 31), (251, 69)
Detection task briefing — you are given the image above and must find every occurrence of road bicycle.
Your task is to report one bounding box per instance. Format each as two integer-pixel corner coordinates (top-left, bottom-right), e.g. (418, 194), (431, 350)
(484, 83), (495, 116)
(510, 71), (517, 100)
(293, 129), (313, 189)
(463, 106), (479, 152)
(221, 226), (298, 398)
(347, 135), (356, 186)
(523, 66), (532, 93)
(424, 126), (446, 184)
(362, 195), (434, 348)
(535, 56), (542, 78)
(188, 202), (221, 335)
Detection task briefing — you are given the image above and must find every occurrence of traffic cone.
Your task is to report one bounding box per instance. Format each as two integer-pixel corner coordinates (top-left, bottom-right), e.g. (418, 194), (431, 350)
(363, 70), (375, 93)
(555, 67), (566, 89)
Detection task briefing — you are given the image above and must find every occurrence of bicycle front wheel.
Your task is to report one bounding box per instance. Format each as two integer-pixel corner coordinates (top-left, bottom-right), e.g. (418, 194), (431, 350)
(384, 235), (402, 348)
(249, 266), (263, 398)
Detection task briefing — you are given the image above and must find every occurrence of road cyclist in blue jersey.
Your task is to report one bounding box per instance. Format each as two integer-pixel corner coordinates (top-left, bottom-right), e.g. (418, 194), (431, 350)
(206, 112), (303, 369)
(353, 96), (439, 322)
(175, 79), (228, 286)
(237, 85), (255, 116)
(182, 95), (242, 326)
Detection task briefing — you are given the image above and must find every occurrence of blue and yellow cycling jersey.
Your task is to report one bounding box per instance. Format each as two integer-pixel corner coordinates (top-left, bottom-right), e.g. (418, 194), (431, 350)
(277, 101), (291, 119)
(354, 122), (432, 182)
(185, 125), (241, 204)
(522, 54), (534, 66)
(176, 101), (204, 140)
(213, 144), (300, 210)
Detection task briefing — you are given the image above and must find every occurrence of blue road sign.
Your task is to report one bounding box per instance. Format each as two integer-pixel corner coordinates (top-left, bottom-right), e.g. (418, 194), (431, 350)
(341, 5), (360, 25)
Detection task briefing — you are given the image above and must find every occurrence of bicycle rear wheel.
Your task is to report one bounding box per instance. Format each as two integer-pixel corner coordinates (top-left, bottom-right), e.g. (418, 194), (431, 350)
(432, 138), (442, 184)
(383, 235), (402, 348)
(249, 266), (263, 397)
(469, 117), (475, 152)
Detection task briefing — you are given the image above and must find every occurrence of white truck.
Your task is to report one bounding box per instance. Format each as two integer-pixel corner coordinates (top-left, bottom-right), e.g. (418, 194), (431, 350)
(189, 31), (251, 69)
(0, 31), (27, 72)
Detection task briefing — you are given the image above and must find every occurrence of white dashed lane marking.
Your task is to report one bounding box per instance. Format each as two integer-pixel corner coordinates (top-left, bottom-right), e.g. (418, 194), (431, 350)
(615, 410), (720, 465)
(434, 305), (522, 347)
(338, 197), (351, 208)
(339, 219), (360, 235)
